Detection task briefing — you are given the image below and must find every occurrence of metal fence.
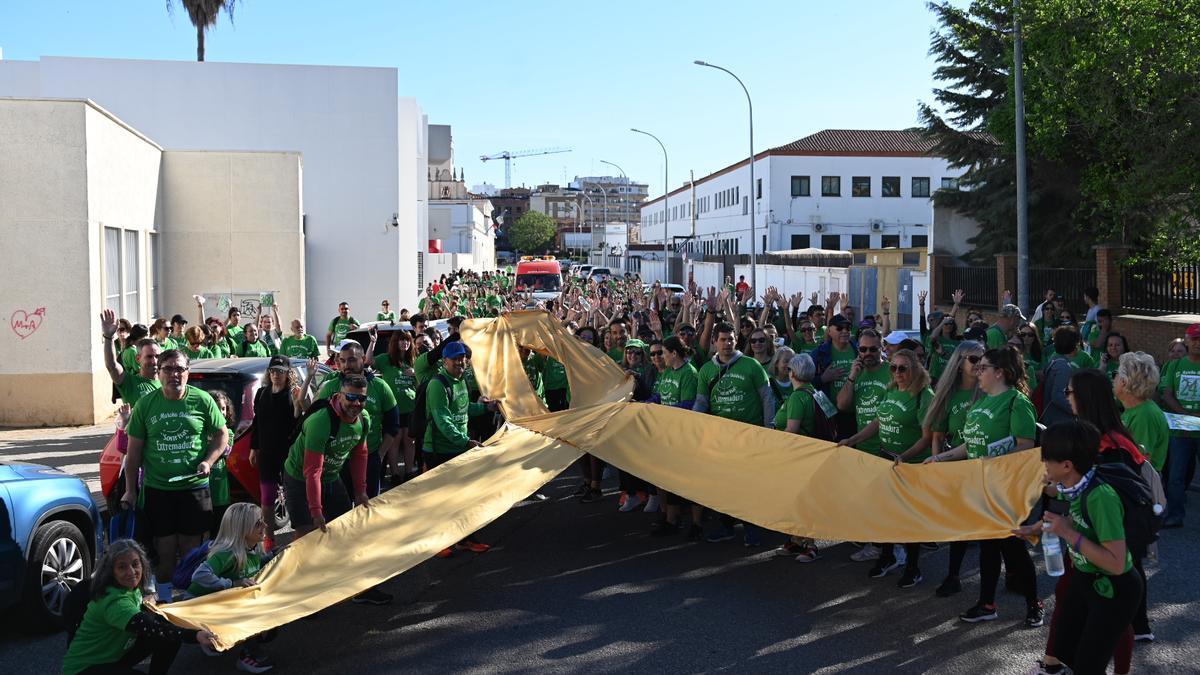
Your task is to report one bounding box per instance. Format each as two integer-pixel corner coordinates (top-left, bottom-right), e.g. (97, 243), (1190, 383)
(1027, 268), (1097, 315)
(939, 266), (997, 308)
(1122, 262), (1200, 315)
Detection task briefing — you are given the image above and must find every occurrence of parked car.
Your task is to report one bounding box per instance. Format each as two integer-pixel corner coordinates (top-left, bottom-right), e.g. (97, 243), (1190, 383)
(644, 283), (686, 298)
(97, 357), (331, 531)
(575, 264), (593, 278)
(0, 461), (103, 629)
(588, 267), (613, 282)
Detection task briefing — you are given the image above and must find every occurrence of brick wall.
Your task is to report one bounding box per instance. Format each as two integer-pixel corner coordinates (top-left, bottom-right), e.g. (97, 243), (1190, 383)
(1112, 313), (1199, 364)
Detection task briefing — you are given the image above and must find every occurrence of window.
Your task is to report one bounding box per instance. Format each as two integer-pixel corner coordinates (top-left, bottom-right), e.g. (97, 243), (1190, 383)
(821, 234), (841, 250)
(882, 176), (900, 197)
(881, 234), (901, 248)
(762, 234), (767, 252)
(148, 232), (159, 318)
(790, 176), (810, 197)
(104, 228), (141, 322)
(756, 178), (762, 199)
(742, 196), (748, 216)
(903, 252), (921, 266)
(912, 177), (931, 198)
(103, 228), (121, 315)
(852, 176), (871, 197)
(941, 177), (959, 190)
(821, 176), (841, 196)
(851, 234), (871, 249)
(912, 234), (929, 249)
(790, 234), (810, 249)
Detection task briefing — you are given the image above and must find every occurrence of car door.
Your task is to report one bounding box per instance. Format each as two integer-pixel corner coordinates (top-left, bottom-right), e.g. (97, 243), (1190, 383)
(0, 480), (20, 608)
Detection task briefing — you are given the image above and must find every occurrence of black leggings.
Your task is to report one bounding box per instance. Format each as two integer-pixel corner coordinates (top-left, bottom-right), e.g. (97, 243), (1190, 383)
(78, 635), (181, 675)
(947, 541), (970, 578)
(1052, 568), (1144, 675)
(978, 537), (1038, 606)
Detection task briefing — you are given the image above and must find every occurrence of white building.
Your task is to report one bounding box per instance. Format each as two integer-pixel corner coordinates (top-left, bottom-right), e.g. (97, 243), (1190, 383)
(0, 55), (429, 324)
(638, 130), (970, 257)
(426, 124), (496, 276)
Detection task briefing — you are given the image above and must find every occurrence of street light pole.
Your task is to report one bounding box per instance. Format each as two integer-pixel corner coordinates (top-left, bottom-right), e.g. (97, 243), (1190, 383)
(631, 128), (669, 283)
(1013, 0), (1030, 314)
(695, 60), (756, 294)
(585, 181), (609, 256)
(580, 191), (595, 264)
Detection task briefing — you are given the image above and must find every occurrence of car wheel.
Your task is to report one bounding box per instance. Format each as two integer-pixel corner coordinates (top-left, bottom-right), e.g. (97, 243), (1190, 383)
(273, 490), (291, 531)
(22, 520), (91, 630)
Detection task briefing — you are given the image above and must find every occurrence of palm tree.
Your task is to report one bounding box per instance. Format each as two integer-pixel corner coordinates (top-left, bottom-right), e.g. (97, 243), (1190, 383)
(166, 0), (240, 62)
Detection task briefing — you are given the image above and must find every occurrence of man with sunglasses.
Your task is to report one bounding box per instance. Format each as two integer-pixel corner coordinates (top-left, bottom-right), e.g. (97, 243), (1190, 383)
(325, 301), (360, 356)
(317, 342), (400, 501)
(121, 349), (229, 603)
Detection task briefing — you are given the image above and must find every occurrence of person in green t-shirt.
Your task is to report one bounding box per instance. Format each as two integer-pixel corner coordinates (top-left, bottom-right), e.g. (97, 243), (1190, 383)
(532, 351), (570, 412)
(318, 342), (398, 499)
(986, 304), (1025, 350)
(237, 323), (272, 358)
(325, 301), (360, 355)
(61, 539), (215, 675)
(375, 330), (419, 482)
(284, 373), (372, 536)
(101, 311), (164, 409)
(772, 352), (825, 562)
(180, 325), (213, 361)
(1097, 332), (1129, 381)
(1114, 351), (1170, 472)
(928, 345), (1041, 625)
(606, 319), (630, 362)
(836, 330), (890, 453)
(377, 299), (397, 323)
(122, 349), (228, 603)
(648, 336), (704, 537)
(280, 319), (321, 359)
(1160, 324), (1200, 527)
(1013, 419), (1142, 675)
(224, 307), (245, 346)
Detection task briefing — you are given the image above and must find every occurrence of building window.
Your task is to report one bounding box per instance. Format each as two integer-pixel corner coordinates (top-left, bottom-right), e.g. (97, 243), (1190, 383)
(148, 232), (159, 318)
(881, 234), (901, 248)
(821, 176), (841, 197)
(742, 196), (748, 216)
(941, 177), (959, 190)
(790, 234), (811, 249)
(756, 178), (762, 199)
(912, 177), (931, 198)
(821, 234), (841, 250)
(790, 176), (810, 197)
(912, 234), (929, 249)
(104, 227), (122, 315)
(762, 234), (767, 252)
(852, 176), (871, 197)
(851, 234), (871, 249)
(882, 176), (901, 197)
(103, 228), (141, 322)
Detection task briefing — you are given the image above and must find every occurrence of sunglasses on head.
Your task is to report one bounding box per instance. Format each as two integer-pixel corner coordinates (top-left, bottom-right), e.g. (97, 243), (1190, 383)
(889, 364), (909, 373)
(342, 392), (368, 403)
(966, 354), (982, 364)
(858, 345), (879, 353)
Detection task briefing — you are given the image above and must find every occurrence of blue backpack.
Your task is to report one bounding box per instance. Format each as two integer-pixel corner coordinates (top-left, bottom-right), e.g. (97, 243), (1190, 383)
(172, 540), (213, 588)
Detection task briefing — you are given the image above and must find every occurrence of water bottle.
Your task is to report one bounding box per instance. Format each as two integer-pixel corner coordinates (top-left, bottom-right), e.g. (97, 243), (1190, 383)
(1042, 522), (1066, 577)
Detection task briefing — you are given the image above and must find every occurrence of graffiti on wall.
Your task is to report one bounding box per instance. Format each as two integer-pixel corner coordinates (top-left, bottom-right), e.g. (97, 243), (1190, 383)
(11, 307), (46, 339)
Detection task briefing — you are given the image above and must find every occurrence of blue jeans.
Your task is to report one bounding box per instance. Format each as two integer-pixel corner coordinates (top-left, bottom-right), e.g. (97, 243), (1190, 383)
(1165, 435), (1200, 524)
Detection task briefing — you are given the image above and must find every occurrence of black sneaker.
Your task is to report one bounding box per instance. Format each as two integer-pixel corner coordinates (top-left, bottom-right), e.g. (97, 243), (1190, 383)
(897, 570), (923, 589)
(920, 542), (940, 551)
(869, 559), (901, 578)
(572, 482), (589, 497)
(649, 520), (680, 537)
(959, 603), (998, 623)
(685, 524), (704, 541)
(935, 576), (962, 597)
(352, 588), (393, 606)
(580, 488), (604, 503)
(1025, 602), (1045, 628)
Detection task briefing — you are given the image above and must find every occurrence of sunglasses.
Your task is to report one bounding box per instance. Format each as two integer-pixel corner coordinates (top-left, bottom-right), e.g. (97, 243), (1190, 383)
(977, 363), (998, 371)
(342, 392), (368, 403)
(1019, 332), (1036, 339)
(801, 326), (815, 332)
(649, 351), (664, 357)
(679, 329), (696, 336)
(750, 337), (768, 344)
(889, 364), (909, 374)
(858, 346), (880, 353)
(966, 355), (982, 364)
(160, 365), (188, 374)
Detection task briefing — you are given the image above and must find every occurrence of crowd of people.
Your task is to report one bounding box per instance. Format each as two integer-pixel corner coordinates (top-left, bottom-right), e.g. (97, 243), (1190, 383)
(69, 270), (1199, 675)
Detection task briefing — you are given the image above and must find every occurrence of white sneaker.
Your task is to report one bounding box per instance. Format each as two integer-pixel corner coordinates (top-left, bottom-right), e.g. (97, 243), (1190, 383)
(618, 493), (644, 512)
(644, 495), (661, 513)
(850, 544), (881, 562)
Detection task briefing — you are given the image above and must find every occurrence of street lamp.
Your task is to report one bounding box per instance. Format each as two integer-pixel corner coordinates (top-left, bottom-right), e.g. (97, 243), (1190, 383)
(695, 59), (756, 293)
(579, 191), (595, 262)
(631, 128), (669, 281)
(1014, 0), (1030, 314)
(584, 181), (609, 255)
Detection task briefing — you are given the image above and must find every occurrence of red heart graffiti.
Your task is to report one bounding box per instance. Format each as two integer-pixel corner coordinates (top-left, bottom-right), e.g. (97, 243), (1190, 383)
(11, 307), (46, 340)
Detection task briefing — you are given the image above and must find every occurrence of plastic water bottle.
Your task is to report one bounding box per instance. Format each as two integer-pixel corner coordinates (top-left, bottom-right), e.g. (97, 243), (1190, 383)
(1042, 522), (1066, 577)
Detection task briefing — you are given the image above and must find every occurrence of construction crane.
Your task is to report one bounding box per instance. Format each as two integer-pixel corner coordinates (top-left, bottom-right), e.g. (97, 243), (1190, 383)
(480, 147), (572, 188)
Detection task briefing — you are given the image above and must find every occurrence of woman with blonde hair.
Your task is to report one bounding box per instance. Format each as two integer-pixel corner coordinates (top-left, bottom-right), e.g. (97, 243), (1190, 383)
(1116, 351), (1170, 472)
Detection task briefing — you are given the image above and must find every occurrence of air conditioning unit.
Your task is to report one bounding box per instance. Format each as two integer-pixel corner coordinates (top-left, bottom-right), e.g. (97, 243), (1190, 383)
(870, 219), (884, 232)
(814, 222), (826, 233)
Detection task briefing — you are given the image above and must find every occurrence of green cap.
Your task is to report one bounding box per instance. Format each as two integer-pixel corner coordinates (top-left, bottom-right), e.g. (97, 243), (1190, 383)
(623, 339), (647, 351)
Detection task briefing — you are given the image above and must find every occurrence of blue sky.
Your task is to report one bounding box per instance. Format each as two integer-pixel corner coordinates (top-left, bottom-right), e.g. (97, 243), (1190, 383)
(0, 1), (956, 197)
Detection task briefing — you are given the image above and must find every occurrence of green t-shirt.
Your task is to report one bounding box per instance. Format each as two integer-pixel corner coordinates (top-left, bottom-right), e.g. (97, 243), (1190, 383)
(523, 356), (545, 401)
(181, 345), (213, 361)
(655, 362), (699, 408)
(327, 316), (358, 343)
(790, 336), (820, 355)
(225, 325), (245, 345)
(1025, 357), (1041, 392)
(607, 346), (625, 363)
(414, 352), (436, 385)
(186, 547), (266, 597)
(770, 379), (794, 417)
(120, 345), (139, 374)
(696, 354), (770, 426)
(1161, 357), (1200, 437)
(877, 387), (934, 459)
(61, 586), (143, 675)
(535, 354), (569, 392)
(280, 334), (320, 359)
(1067, 484), (1133, 574)
(424, 368), (486, 454)
(283, 406), (370, 482)
(931, 387), (976, 445)
(986, 325), (1007, 350)
(373, 354), (417, 414)
(1122, 400), (1170, 471)
(239, 340), (271, 358)
(961, 388), (1037, 459)
(828, 344), (857, 393)
(1072, 350), (1097, 370)
(118, 373), (162, 409)
(126, 386), (226, 490)
(926, 337), (961, 382)
(317, 374), (397, 451)
(775, 384), (816, 434)
(849, 365), (891, 452)
(377, 311), (397, 322)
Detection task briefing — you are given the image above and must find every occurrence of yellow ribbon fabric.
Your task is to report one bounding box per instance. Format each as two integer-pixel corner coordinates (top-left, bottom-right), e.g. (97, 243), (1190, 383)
(157, 310), (1043, 649)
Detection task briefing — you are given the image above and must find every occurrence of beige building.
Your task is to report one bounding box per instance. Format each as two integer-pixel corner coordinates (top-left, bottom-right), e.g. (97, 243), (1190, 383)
(0, 98), (303, 426)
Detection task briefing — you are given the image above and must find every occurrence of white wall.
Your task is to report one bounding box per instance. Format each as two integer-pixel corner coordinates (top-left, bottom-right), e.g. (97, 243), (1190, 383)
(0, 56), (424, 324)
(733, 264), (849, 301)
(688, 261), (724, 291)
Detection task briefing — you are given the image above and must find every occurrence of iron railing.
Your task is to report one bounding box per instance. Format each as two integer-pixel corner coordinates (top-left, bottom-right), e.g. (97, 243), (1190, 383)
(1122, 262), (1200, 315)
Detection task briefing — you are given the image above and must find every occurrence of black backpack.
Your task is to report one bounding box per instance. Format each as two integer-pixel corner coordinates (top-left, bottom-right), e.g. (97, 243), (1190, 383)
(285, 398), (341, 451)
(409, 373), (452, 447)
(1080, 461), (1160, 560)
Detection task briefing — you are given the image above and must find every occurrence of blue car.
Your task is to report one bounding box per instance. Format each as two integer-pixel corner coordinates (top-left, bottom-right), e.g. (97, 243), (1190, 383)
(0, 460), (104, 630)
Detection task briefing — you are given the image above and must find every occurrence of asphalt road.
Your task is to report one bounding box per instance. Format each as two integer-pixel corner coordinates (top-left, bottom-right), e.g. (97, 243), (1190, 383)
(2, 423), (1198, 674)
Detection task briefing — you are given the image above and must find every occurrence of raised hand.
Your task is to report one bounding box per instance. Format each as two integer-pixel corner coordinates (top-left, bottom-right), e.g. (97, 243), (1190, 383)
(881, 296), (891, 313)
(649, 312), (662, 332)
(839, 292), (849, 309)
(918, 290), (928, 306)
(100, 309), (118, 338)
(810, 291), (819, 307)
(1003, 289), (1013, 305)
(827, 291), (840, 308)
(952, 289), (965, 305)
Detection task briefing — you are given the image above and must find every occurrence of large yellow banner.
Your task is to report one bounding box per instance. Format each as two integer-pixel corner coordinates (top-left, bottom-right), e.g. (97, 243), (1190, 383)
(157, 311), (1043, 650)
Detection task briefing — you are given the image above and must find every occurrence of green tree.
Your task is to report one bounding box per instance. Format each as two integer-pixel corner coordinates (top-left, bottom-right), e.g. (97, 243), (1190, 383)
(166, 0), (240, 62)
(509, 211), (557, 255)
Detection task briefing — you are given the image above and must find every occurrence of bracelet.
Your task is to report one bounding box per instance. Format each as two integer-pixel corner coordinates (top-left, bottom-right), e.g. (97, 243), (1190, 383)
(1074, 533), (1085, 550)
(101, 334), (114, 341)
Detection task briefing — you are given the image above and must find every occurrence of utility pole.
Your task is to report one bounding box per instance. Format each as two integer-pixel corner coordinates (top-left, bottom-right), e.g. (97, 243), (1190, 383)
(1014, 0), (1029, 313)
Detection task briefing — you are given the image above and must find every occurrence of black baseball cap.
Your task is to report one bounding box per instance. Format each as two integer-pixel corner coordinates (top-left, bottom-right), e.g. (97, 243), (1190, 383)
(267, 355), (290, 371)
(829, 315), (852, 329)
(170, 314), (188, 325)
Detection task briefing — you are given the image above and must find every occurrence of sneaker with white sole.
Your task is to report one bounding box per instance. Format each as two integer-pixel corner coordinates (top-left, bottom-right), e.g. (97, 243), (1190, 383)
(897, 570), (923, 588)
(618, 493), (644, 512)
(644, 494), (661, 513)
(869, 559), (902, 578)
(960, 602), (998, 623)
(850, 544), (881, 562)
(236, 653), (275, 673)
(774, 541), (802, 557)
(794, 546), (820, 563)
(1134, 632), (1155, 642)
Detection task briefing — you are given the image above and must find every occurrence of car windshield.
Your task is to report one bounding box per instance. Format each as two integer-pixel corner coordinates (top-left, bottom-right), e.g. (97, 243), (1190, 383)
(516, 273), (562, 292)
